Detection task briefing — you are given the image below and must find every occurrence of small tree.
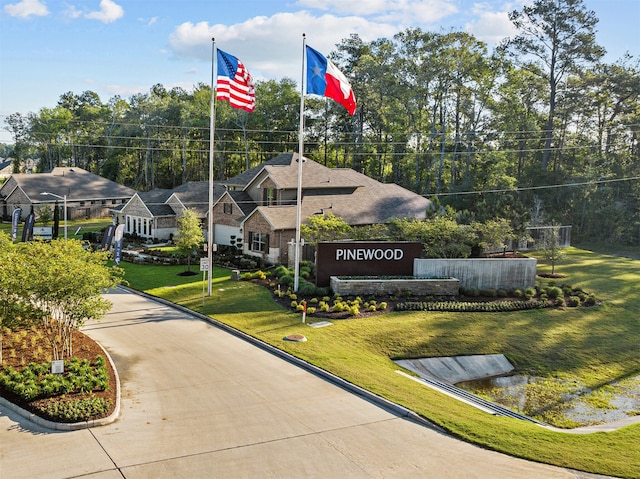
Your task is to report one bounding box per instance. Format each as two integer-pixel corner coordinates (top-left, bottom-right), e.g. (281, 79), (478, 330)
(474, 218), (516, 256)
(36, 204), (53, 225)
(175, 208), (203, 275)
(301, 212), (352, 245)
(540, 225), (566, 276)
(5, 237), (124, 360)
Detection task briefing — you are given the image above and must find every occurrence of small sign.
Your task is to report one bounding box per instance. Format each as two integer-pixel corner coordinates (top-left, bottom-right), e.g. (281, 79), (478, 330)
(200, 258), (209, 271)
(51, 360), (64, 374)
(33, 226), (53, 240)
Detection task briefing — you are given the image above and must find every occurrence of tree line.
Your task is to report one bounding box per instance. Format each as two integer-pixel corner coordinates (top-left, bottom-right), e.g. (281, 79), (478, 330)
(3, 0), (639, 245)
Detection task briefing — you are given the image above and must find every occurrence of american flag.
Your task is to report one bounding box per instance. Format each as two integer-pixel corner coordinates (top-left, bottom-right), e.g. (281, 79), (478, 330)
(216, 49), (256, 112)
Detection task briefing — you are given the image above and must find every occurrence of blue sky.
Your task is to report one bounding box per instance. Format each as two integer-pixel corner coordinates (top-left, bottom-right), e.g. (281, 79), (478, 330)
(1, 0), (638, 143)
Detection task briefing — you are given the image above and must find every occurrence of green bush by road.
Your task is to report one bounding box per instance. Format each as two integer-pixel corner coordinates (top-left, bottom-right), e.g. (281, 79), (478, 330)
(119, 248), (640, 478)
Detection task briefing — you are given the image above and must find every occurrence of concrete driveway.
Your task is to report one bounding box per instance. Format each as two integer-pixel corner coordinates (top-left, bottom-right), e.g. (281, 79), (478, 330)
(0, 288), (587, 478)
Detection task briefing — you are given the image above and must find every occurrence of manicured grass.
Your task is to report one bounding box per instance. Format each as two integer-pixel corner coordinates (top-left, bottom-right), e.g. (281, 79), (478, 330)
(118, 248), (640, 478)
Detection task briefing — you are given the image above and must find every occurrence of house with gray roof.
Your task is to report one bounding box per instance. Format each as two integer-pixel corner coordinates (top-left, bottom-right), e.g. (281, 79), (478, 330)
(0, 167), (135, 221)
(212, 152), (431, 265)
(110, 182), (226, 241)
(0, 159), (13, 179)
(115, 152), (430, 262)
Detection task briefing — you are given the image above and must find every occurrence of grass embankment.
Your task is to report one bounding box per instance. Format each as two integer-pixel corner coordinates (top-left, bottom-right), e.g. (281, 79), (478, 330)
(120, 247), (640, 478)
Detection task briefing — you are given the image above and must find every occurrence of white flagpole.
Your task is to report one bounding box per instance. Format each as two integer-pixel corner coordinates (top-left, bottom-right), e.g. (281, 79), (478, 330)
(208, 38), (217, 296)
(294, 33), (306, 293)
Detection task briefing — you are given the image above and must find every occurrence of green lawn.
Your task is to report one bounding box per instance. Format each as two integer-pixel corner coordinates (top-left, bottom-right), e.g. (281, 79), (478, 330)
(119, 248), (640, 478)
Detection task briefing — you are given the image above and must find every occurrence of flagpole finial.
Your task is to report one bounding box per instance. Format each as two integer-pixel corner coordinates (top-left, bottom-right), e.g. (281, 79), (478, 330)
(211, 37), (215, 42)
(302, 33), (305, 38)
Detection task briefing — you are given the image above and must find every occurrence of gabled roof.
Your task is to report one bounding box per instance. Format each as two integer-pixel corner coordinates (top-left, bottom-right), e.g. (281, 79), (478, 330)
(225, 152), (296, 188)
(242, 156), (431, 230)
(139, 188), (174, 204)
(4, 167), (135, 201)
(167, 181), (226, 217)
(227, 190), (257, 217)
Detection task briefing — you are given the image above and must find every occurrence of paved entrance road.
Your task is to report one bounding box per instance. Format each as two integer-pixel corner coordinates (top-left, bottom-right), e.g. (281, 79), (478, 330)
(1, 288), (588, 478)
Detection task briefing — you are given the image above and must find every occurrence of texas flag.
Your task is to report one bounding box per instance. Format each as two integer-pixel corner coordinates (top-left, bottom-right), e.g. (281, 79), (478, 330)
(306, 45), (357, 115)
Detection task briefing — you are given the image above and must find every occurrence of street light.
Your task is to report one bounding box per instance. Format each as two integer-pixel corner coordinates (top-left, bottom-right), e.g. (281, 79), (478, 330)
(41, 192), (67, 240)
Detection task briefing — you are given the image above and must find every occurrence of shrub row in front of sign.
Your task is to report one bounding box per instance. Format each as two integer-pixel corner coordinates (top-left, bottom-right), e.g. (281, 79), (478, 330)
(394, 300), (549, 313)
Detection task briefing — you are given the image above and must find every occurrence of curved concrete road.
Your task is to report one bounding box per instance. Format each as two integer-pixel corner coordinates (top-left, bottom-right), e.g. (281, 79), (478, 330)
(0, 288), (597, 478)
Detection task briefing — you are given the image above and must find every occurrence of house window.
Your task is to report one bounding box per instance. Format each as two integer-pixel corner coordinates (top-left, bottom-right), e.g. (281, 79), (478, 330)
(224, 203), (233, 214)
(248, 232), (269, 253)
(262, 188), (276, 206)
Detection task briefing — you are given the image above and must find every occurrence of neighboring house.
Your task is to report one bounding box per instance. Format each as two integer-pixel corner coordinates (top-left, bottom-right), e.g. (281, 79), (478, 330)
(213, 152), (432, 265)
(111, 182), (226, 241)
(0, 159), (12, 179)
(117, 152), (431, 263)
(0, 167), (136, 220)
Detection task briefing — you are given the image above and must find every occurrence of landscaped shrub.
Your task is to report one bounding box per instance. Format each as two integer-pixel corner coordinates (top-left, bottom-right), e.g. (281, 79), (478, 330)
(567, 296), (581, 307)
(272, 265), (290, 278)
(585, 294), (597, 306)
(43, 397), (112, 422)
(480, 288), (497, 297)
(524, 287), (536, 299)
(395, 300), (548, 313)
(496, 289), (508, 297)
(297, 280), (317, 296)
(332, 302), (345, 312)
(278, 274), (294, 286)
(0, 356), (109, 402)
(547, 286), (563, 299)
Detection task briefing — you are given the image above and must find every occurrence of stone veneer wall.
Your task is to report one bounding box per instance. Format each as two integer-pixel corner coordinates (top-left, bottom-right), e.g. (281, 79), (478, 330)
(330, 277), (459, 296)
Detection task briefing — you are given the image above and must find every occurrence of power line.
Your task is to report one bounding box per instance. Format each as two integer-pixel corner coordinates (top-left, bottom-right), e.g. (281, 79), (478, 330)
(425, 176), (640, 198)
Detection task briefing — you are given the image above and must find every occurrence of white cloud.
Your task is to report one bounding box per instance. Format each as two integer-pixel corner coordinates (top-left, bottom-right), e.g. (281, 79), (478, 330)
(85, 0), (124, 23)
(3, 0), (48, 18)
(63, 4), (83, 20)
(465, 4), (518, 45)
(168, 11), (396, 81)
(295, 0), (458, 23)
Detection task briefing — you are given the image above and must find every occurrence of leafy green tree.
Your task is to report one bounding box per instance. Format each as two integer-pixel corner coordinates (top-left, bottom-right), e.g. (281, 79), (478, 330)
(502, 0), (604, 170)
(473, 218), (516, 256)
(1, 236), (124, 360)
(175, 208), (203, 274)
(301, 212), (353, 245)
(36, 205), (53, 225)
(389, 217), (477, 258)
(540, 225), (566, 275)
